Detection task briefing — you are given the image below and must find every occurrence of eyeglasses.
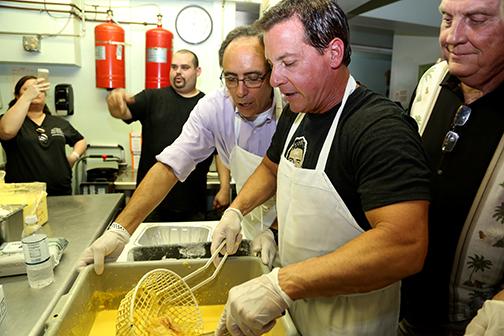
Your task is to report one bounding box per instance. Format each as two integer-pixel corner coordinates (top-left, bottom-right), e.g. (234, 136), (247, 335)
(35, 127), (48, 144)
(220, 68), (271, 88)
(441, 105), (471, 153)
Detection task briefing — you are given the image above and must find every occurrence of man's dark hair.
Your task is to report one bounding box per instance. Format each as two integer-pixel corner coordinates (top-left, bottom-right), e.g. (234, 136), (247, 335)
(255, 0), (351, 66)
(218, 25), (264, 67)
(176, 49), (199, 68)
(287, 137), (306, 157)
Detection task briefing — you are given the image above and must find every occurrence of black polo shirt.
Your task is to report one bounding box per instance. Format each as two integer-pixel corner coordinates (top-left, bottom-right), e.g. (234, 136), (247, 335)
(403, 73), (504, 322)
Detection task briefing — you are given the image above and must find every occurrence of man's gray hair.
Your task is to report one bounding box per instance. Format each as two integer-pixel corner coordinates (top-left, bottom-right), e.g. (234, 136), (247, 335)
(218, 26), (264, 68)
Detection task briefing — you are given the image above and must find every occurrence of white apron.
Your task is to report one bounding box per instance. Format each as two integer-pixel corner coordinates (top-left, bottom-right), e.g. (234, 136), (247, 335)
(277, 76), (401, 335)
(228, 94), (282, 240)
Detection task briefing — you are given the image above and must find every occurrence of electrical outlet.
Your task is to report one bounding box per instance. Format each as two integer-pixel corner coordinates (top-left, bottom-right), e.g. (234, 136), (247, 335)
(23, 36), (41, 52)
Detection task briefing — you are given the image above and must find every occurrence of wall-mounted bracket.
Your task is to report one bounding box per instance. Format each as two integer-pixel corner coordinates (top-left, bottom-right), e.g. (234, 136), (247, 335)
(23, 35), (41, 52)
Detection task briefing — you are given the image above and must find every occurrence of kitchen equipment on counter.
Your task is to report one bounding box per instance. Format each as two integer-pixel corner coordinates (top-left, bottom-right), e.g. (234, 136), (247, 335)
(1, 194), (125, 336)
(116, 241), (229, 336)
(0, 204), (26, 245)
(43, 257), (298, 336)
(74, 144), (126, 195)
(134, 223), (212, 246)
(116, 221), (220, 263)
(0, 237), (69, 278)
(127, 239), (252, 261)
(0, 182), (48, 225)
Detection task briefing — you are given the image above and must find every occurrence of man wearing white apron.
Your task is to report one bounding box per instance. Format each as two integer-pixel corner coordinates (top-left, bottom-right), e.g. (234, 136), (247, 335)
(77, 26), (286, 275)
(212, 1), (431, 335)
(229, 112), (279, 240)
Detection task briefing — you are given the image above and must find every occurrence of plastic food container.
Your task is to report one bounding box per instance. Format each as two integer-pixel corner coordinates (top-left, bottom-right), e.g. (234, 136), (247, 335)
(43, 257), (298, 336)
(0, 204), (26, 245)
(134, 223), (212, 246)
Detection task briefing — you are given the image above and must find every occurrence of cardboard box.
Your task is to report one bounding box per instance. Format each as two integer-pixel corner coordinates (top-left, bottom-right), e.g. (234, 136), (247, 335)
(0, 182), (48, 226)
(129, 132), (142, 152)
(130, 132), (142, 170)
(130, 151), (141, 170)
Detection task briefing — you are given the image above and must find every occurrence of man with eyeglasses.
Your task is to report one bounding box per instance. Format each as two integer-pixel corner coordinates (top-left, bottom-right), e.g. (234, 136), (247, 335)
(77, 25), (286, 275)
(400, 0), (504, 335)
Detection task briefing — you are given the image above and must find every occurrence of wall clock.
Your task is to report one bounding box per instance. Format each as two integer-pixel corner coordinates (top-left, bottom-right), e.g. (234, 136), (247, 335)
(175, 5), (213, 45)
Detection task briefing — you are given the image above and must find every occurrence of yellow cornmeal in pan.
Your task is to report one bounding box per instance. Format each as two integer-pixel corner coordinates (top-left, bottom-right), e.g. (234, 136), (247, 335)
(88, 305), (285, 335)
(88, 305), (223, 335)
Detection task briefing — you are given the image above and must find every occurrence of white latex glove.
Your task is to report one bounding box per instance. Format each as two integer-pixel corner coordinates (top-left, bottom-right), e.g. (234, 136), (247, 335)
(211, 208), (243, 256)
(465, 300), (504, 336)
(215, 268), (293, 336)
(76, 225), (130, 275)
(252, 229), (277, 270)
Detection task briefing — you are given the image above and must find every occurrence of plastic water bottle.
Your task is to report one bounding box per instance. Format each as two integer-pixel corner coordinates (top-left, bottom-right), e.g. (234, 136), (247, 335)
(21, 215), (54, 288)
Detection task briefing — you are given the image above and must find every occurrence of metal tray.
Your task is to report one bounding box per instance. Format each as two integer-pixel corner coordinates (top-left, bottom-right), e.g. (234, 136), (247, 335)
(43, 258), (298, 336)
(0, 204), (26, 245)
(127, 239), (253, 261)
(134, 223), (212, 246)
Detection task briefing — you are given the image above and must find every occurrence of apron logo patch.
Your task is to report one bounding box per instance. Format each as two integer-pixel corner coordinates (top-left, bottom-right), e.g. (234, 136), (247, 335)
(287, 136), (307, 168)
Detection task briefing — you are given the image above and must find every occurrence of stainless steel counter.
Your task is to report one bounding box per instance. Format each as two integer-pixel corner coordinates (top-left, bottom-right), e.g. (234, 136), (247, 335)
(113, 168), (138, 191)
(113, 168), (232, 191)
(113, 169), (235, 207)
(0, 194), (125, 336)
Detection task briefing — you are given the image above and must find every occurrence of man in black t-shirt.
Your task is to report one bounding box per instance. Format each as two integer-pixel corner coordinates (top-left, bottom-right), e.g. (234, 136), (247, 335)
(106, 49), (225, 222)
(210, 1), (431, 335)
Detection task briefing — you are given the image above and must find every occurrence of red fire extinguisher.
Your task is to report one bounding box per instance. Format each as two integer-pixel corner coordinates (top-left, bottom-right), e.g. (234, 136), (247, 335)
(95, 11), (125, 89)
(145, 15), (173, 89)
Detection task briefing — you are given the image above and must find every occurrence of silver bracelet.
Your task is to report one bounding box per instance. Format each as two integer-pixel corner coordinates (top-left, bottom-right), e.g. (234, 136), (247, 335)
(109, 222), (131, 238)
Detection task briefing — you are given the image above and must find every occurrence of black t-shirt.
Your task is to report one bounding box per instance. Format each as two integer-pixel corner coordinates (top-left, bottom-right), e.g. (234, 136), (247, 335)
(126, 86), (212, 213)
(402, 74), (504, 323)
(0, 114), (84, 196)
(267, 84), (431, 231)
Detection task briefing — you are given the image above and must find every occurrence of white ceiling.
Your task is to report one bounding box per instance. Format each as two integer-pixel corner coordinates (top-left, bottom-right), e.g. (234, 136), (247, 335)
(360, 0), (442, 27)
(238, 0), (443, 38)
(337, 0), (374, 13)
(345, 0), (443, 36)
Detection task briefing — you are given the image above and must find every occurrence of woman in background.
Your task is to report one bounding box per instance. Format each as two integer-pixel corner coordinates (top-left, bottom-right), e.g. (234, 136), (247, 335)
(0, 75), (86, 196)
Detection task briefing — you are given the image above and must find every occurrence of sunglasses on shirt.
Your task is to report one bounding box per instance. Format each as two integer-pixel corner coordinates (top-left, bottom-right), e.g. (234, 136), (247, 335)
(36, 127), (48, 144)
(441, 105), (471, 153)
